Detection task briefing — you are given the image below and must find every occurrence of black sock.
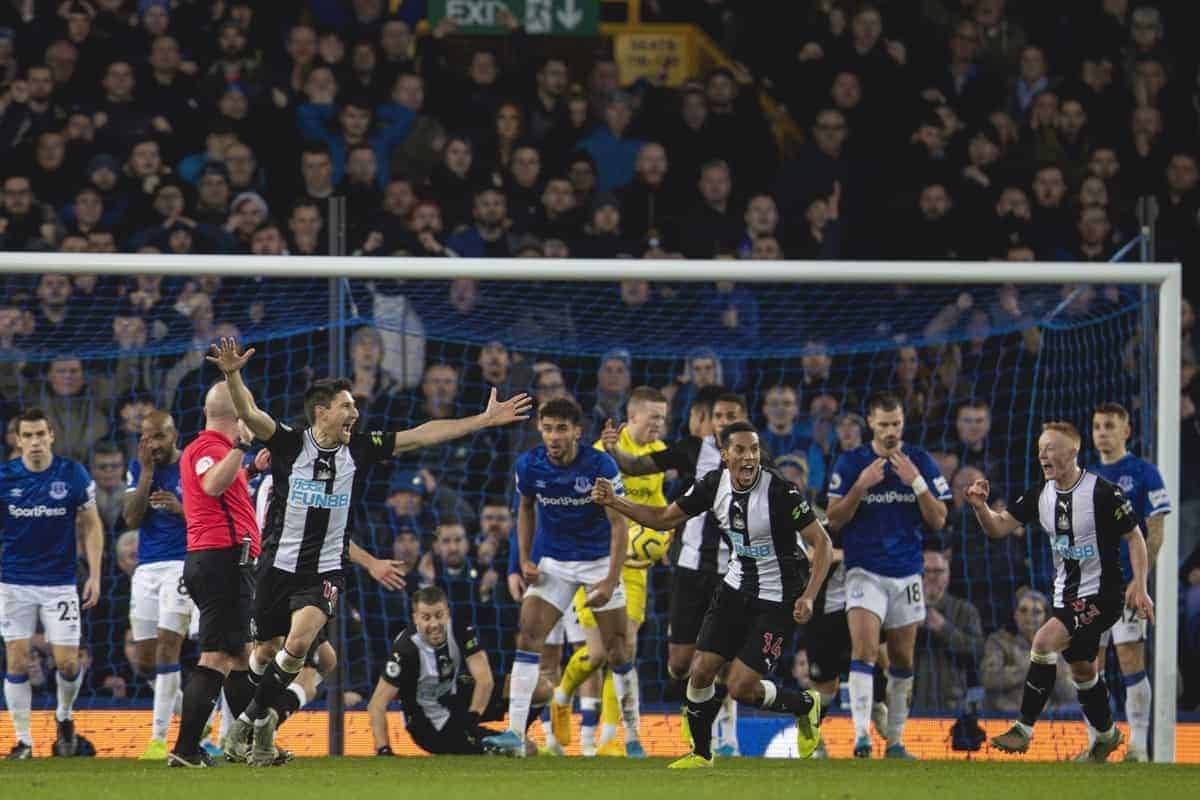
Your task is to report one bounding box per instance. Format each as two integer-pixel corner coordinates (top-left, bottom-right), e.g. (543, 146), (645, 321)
(684, 695), (722, 759)
(277, 687), (302, 724)
(243, 657), (300, 721)
(873, 664), (888, 704)
(223, 670), (255, 720)
(172, 666), (223, 755)
(1077, 679), (1114, 733)
(759, 686), (814, 716)
(1018, 660), (1058, 727)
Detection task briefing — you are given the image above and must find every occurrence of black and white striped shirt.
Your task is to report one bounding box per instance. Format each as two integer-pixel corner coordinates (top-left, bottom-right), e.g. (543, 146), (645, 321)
(1008, 470), (1136, 606)
(675, 465), (817, 603)
(261, 420), (393, 575)
(382, 621), (480, 732)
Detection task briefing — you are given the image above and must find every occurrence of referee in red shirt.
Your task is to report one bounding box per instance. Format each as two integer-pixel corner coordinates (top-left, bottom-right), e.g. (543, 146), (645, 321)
(168, 381), (261, 768)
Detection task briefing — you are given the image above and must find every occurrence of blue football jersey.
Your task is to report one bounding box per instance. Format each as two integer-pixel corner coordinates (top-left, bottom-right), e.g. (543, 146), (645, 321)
(126, 458), (187, 564)
(828, 443), (951, 577)
(1090, 453), (1171, 581)
(513, 443), (624, 562)
(1, 456), (96, 586)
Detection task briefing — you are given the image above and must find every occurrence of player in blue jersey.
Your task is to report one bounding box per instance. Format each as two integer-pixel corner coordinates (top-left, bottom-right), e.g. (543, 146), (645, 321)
(1085, 402), (1170, 762)
(1, 408), (103, 759)
(826, 392), (950, 759)
(124, 410), (196, 761)
(483, 397), (642, 758)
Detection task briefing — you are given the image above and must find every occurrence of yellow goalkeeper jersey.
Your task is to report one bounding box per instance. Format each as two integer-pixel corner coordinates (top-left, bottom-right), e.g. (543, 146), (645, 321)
(593, 429), (668, 564)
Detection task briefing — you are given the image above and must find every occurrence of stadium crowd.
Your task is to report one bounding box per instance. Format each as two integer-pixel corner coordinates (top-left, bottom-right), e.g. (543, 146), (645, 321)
(1, 0), (1199, 731)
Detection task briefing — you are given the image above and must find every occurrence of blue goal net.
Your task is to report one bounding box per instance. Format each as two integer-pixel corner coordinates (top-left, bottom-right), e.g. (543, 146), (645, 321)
(0, 269), (1159, 747)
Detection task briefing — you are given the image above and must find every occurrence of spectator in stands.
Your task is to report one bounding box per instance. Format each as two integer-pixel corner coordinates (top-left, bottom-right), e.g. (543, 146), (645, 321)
(680, 158), (742, 258)
(532, 174), (583, 241)
(418, 520), (483, 607)
(760, 384), (826, 492)
(90, 441), (125, 536)
(20, 357), (110, 461)
(578, 89), (643, 193)
(297, 84), (411, 187)
(446, 186), (515, 258)
(616, 141), (684, 247)
(476, 499), (513, 596)
(950, 399), (993, 470)
(588, 347), (632, 439)
(980, 588), (1076, 713)
(912, 548), (984, 712)
(348, 325), (400, 428)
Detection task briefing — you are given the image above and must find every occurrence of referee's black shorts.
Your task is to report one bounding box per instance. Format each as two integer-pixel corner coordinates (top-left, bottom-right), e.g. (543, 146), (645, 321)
(183, 547), (254, 656)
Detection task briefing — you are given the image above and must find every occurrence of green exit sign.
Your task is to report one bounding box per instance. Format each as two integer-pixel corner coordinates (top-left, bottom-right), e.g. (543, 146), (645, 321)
(429, 0), (598, 36)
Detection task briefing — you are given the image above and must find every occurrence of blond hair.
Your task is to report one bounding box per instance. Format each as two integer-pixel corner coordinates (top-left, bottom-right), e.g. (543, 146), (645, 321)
(1041, 420), (1081, 448)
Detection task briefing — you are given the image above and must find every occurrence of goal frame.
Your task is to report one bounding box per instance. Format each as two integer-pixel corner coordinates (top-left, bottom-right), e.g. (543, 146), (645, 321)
(0, 253), (1181, 762)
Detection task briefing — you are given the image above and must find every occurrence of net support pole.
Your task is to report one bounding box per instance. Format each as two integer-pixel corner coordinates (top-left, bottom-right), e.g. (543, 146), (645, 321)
(1153, 264), (1179, 763)
(327, 195), (348, 757)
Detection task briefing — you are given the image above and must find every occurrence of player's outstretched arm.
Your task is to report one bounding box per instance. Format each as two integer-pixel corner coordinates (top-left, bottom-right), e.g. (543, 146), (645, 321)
(206, 336), (276, 440)
(392, 387), (532, 455)
(965, 478), (1022, 539)
(348, 541), (406, 591)
(76, 506), (103, 609)
(366, 678), (398, 753)
(590, 477), (690, 530)
(794, 520), (833, 624)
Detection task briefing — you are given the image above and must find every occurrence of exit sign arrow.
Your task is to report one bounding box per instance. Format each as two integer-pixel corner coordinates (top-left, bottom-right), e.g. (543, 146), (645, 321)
(556, 0), (583, 29)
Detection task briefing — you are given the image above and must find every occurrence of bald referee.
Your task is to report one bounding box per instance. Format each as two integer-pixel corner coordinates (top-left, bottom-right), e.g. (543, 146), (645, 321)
(168, 382), (261, 768)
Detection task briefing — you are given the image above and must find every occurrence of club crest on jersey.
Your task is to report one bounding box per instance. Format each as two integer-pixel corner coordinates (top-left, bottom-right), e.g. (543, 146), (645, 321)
(732, 512), (745, 529)
(1118, 475), (1135, 493)
(1057, 513), (1070, 531)
(437, 654), (454, 679)
(49, 481), (68, 500)
(574, 476), (593, 494)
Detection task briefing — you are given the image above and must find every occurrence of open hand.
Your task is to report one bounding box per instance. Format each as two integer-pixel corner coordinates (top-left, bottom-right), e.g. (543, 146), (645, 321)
(483, 388), (532, 426)
(206, 336), (254, 374)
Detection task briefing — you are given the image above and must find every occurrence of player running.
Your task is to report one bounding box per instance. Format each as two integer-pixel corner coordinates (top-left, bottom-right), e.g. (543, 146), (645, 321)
(594, 420), (832, 768)
(1084, 403), (1169, 761)
(1, 408), (102, 759)
(124, 410), (197, 761)
(602, 388), (751, 754)
(368, 586), (552, 755)
(549, 386), (670, 756)
(482, 397), (640, 758)
(826, 392), (951, 759)
(210, 337), (528, 766)
(969, 421), (1154, 761)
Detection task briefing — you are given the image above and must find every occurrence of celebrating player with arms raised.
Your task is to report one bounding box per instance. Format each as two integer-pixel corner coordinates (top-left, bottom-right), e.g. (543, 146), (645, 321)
(825, 392), (951, 759)
(969, 421), (1154, 762)
(208, 337), (529, 766)
(594, 421), (832, 768)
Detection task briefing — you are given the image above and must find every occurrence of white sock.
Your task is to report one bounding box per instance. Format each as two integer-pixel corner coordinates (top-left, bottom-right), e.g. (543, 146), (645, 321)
(507, 651), (540, 736)
(610, 664), (640, 741)
(543, 719), (559, 749)
(55, 669), (83, 722)
(580, 696), (598, 753)
(217, 691), (231, 740)
(1085, 719), (1097, 748)
(885, 669), (914, 746)
(714, 693), (737, 747)
(1125, 674), (1152, 752)
(289, 682), (308, 708)
(152, 666), (182, 741)
(848, 662), (874, 740)
(553, 687), (570, 706)
(4, 675), (33, 745)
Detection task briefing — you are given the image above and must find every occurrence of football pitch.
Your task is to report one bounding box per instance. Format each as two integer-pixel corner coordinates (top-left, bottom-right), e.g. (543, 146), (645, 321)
(3, 757), (1199, 800)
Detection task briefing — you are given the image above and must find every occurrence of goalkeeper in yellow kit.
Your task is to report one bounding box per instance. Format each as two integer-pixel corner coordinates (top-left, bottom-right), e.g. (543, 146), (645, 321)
(549, 387), (671, 756)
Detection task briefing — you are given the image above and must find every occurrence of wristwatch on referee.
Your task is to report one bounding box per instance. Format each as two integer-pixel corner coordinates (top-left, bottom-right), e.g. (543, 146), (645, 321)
(235, 441), (253, 453)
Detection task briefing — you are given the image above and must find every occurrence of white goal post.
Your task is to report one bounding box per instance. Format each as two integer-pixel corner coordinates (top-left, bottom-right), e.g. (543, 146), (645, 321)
(0, 253), (1182, 763)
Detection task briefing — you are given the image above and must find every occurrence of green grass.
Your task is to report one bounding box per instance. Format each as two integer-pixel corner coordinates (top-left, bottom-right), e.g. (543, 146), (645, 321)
(2, 757), (1199, 800)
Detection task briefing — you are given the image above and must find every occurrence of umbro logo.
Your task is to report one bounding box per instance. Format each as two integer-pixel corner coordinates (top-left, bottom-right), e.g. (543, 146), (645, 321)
(536, 480), (547, 488)
(8, 488), (21, 497)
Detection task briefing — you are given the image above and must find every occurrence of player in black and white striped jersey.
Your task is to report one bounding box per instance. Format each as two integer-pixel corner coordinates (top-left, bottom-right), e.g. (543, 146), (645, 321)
(593, 421), (832, 768)
(206, 337), (531, 766)
(966, 421), (1154, 762)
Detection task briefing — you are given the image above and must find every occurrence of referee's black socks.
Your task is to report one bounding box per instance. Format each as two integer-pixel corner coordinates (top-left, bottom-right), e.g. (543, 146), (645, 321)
(223, 670), (255, 721)
(173, 666), (223, 756)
